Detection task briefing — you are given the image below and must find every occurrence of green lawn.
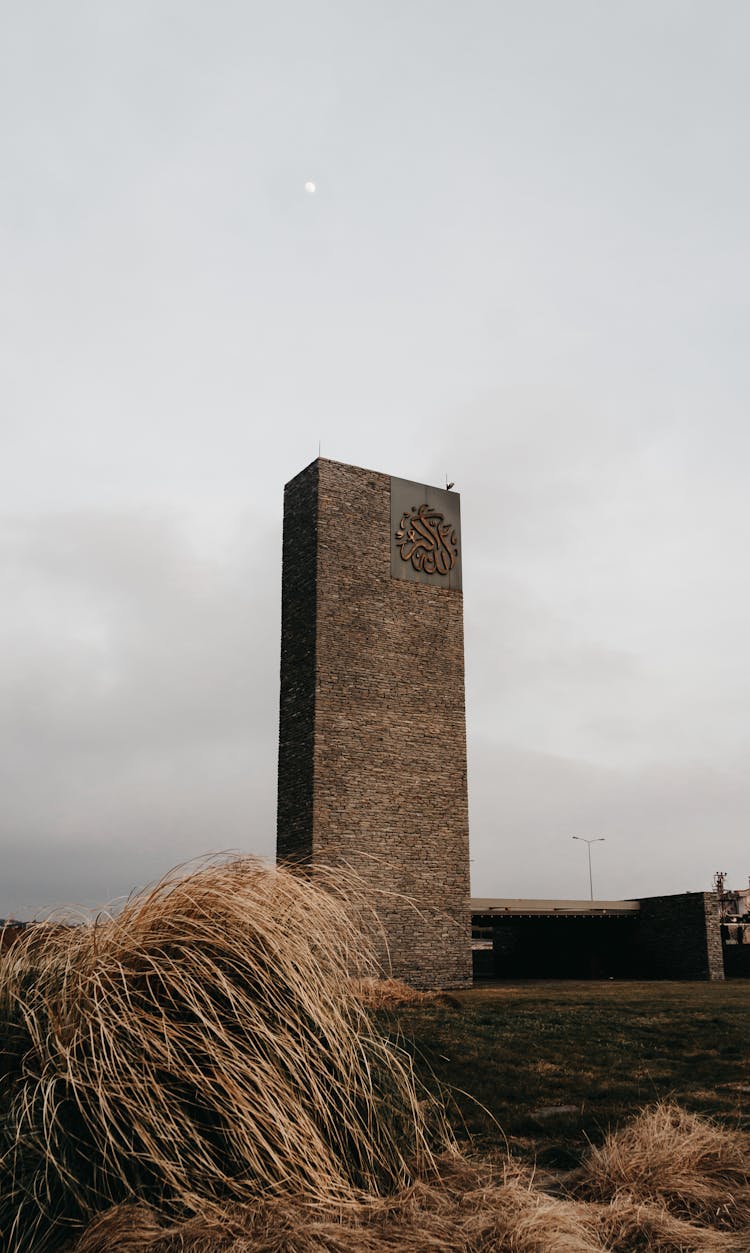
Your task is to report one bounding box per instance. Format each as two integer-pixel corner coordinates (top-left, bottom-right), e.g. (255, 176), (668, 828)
(379, 980), (750, 1167)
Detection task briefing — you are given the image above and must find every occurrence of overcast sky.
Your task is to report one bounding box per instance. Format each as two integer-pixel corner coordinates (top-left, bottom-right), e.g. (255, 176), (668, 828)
(2, 1), (749, 917)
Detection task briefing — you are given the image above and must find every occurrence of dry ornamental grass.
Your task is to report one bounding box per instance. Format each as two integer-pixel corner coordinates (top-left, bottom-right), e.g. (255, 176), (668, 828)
(75, 1139), (750, 1252)
(350, 977), (460, 1011)
(1, 858), (749, 1252)
(579, 1102), (750, 1237)
(0, 859), (439, 1251)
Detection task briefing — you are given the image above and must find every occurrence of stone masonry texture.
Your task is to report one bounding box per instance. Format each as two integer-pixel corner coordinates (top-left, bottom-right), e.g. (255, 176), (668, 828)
(277, 458), (472, 988)
(635, 892), (725, 981)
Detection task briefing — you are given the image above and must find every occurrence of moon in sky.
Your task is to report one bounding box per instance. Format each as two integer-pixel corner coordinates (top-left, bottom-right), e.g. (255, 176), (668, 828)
(304, 181), (316, 194)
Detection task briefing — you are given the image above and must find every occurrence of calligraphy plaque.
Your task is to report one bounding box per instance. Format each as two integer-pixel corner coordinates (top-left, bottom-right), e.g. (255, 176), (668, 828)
(390, 477), (462, 591)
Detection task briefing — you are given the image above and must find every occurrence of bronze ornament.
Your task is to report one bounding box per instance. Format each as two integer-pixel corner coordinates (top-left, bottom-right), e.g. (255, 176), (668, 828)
(395, 503), (459, 576)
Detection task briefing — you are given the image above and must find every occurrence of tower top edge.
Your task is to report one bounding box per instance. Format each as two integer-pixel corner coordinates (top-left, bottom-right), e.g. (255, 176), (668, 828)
(284, 457), (460, 499)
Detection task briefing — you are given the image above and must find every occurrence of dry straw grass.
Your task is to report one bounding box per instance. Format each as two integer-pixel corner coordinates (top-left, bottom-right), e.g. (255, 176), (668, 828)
(350, 977), (460, 1011)
(0, 859), (441, 1252)
(74, 1154), (603, 1252)
(74, 1133), (750, 1251)
(2, 858), (750, 1252)
(579, 1102), (750, 1236)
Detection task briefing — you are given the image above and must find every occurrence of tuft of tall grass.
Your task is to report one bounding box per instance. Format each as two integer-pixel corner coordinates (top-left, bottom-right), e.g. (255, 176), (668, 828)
(350, 977), (460, 1011)
(0, 859), (441, 1252)
(579, 1102), (750, 1234)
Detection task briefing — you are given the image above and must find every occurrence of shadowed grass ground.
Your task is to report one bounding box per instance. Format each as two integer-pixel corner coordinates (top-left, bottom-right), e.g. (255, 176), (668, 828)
(378, 981), (750, 1166)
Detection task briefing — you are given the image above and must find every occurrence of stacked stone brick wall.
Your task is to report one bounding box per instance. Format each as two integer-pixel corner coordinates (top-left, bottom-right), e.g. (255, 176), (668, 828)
(277, 462), (318, 862)
(277, 458), (472, 988)
(635, 892), (724, 981)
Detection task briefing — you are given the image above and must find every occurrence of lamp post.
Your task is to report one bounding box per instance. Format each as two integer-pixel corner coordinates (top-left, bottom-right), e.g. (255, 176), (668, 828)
(572, 836), (605, 901)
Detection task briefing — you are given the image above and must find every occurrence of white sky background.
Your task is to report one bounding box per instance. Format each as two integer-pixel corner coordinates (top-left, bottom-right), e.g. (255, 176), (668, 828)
(1, 1), (749, 915)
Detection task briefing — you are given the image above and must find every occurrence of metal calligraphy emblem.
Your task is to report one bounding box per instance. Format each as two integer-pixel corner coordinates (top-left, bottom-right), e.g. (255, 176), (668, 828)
(395, 503), (459, 576)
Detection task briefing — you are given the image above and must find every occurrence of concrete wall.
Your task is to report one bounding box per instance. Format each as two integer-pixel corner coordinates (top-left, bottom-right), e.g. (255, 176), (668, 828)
(277, 459), (472, 988)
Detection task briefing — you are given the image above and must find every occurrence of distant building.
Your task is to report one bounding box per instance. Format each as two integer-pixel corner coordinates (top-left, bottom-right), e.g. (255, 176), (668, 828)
(471, 893), (725, 982)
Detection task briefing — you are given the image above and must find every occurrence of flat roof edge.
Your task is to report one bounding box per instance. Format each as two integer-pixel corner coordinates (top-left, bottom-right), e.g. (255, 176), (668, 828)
(471, 898), (640, 915)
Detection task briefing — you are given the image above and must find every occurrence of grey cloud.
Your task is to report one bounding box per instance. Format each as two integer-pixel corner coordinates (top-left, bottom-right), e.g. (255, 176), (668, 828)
(0, 511), (278, 916)
(1, 3), (749, 916)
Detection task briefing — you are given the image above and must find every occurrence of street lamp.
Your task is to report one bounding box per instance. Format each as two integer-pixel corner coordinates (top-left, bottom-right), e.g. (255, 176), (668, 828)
(572, 836), (605, 901)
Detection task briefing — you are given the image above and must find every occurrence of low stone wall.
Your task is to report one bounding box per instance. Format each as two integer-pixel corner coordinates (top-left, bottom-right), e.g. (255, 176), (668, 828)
(632, 892), (724, 981)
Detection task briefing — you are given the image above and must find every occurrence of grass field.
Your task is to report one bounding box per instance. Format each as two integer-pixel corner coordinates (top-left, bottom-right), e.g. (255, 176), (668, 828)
(381, 980), (750, 1167)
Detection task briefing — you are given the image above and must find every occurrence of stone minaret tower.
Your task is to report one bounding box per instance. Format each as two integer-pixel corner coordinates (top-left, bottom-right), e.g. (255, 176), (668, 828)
(277, 458), (471, 988)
